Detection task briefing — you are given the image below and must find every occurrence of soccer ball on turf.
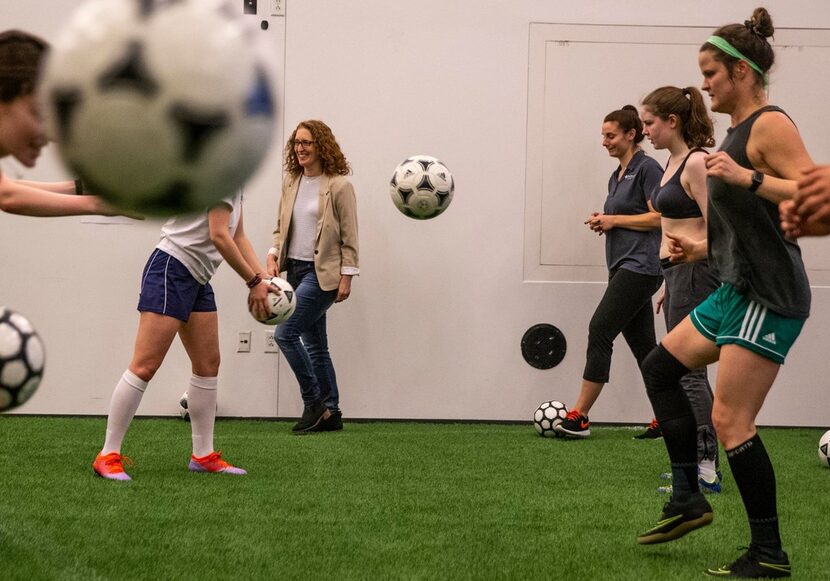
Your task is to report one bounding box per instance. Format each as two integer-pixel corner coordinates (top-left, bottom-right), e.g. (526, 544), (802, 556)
(819, 430), (830, 468)
(533, 400), (568, 438)
(39, 0), (275, 216)
(389, 155), (455, 219)
(179, 391), (190, 421)
(253, 277), (296, 325)
(0, 308), (45, 412)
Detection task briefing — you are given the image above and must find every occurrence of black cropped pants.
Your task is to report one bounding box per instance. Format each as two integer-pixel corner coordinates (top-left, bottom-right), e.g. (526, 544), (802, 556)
(583, 267), (663, 383)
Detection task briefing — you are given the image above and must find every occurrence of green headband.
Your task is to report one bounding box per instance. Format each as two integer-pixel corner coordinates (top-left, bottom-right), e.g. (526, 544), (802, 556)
(706, 35), (769, 87)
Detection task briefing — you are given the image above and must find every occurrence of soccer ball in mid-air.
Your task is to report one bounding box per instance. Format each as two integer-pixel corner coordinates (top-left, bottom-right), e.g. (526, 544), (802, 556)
(40, 0), (275, 216)
(533, 400), (568, 438)
(819, 430), (830, 468)
(0, 308), (45, 412)
(254, 277), (296, 325)
(179, 391), (190, 421)
(390, 155), (455, 219)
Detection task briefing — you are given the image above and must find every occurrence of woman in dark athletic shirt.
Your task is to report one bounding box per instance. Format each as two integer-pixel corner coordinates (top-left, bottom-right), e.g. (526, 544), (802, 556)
(635, 8), (813, 578)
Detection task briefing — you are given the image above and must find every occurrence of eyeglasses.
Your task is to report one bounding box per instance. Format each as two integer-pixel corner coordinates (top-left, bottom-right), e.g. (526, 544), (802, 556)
(292, 139), (316, 148)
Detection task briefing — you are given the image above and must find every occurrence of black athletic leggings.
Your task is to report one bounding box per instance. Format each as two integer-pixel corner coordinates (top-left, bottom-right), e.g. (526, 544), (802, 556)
(583, 267), (663, 383)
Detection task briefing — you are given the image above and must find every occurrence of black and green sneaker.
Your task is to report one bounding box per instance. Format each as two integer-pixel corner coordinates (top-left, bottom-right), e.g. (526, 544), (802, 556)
(705, 546), (791, 578)
(636, 492), (713, 544)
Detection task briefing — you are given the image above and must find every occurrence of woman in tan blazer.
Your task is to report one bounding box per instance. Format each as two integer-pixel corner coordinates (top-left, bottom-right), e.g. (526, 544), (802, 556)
(266, 120), (358, 434)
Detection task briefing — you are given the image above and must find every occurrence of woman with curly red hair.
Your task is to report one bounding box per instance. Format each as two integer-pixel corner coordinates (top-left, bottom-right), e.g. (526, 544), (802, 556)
(267, 120), (358, 433)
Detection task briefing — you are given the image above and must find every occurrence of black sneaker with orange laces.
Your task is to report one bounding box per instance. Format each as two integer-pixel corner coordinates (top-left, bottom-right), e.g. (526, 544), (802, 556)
(554, 409), (591, 438)
(634, 418), (663, 440)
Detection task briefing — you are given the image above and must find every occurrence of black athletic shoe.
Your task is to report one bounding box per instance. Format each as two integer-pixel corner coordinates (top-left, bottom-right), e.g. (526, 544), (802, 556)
(292, 401), (331, 434)
(636, 492), (713, 544)
(634, 418), (663, 440)
(320, 410), (343, 432)
(705, 546), (791, 578)
(554, 409), (591, 438)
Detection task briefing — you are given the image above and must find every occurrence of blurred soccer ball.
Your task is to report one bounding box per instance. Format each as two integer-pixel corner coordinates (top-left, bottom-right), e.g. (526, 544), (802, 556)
(0, 308), (45, 412)
(40, 0), (275, 216)
(533, 400), (568, 438)
(389, 155), (454, 219)
(819, 429), (830, 468)
(255, 277), (296, 325)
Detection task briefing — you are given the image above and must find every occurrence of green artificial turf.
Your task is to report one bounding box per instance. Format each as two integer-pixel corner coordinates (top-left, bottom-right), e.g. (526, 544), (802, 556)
(0, 417), (827, 580)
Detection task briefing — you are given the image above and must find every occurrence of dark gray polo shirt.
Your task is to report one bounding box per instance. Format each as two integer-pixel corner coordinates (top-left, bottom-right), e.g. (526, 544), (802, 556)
(603, 150), (663, 276)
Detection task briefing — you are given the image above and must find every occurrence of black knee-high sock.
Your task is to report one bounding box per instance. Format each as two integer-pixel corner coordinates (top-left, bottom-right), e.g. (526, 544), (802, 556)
(642, 344), (699, 496)
(726, 434), (783, 556)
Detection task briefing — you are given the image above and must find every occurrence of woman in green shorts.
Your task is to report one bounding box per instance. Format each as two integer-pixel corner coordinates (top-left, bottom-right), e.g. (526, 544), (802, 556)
(634, 8), (812, 578)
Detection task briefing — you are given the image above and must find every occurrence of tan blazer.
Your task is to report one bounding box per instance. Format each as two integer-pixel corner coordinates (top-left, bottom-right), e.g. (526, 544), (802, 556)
(272, 173), (359, 291)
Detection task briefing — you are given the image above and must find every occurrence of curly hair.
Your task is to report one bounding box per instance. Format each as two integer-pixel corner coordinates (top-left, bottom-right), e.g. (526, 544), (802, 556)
(283, 120), (351, 177)
(701, 7), (774, 89)
(0, 29), (49, 102)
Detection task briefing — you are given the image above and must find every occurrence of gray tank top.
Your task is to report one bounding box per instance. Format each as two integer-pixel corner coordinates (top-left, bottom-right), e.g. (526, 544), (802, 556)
(707, 105), (810, 318)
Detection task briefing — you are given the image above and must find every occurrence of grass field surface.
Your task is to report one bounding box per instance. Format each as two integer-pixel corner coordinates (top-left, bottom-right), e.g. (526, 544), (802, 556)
(0, 416), (827, 580)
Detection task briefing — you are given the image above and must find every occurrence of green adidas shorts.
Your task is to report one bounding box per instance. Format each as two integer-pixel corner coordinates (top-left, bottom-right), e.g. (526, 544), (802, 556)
(690, 283), (806, 364)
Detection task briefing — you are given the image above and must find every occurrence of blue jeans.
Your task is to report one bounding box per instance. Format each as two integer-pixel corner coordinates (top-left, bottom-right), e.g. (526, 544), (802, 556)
(275, 259), (340, 410)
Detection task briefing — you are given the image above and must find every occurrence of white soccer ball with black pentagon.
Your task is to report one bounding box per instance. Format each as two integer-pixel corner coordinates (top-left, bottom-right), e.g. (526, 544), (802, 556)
(178, 390), (217, 421)
(39, 0), (275, 216)
(533, 400), (568, 438)
(819, 429), (830, 468)
(254, 277), (297, 325)
(0, 308), (45, 412)
(179, 390), (190, 421)
(389, 155), (454, 219)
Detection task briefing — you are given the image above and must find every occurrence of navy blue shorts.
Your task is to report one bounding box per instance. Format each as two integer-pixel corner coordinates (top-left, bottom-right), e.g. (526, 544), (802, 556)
(137, 249), (216, 322)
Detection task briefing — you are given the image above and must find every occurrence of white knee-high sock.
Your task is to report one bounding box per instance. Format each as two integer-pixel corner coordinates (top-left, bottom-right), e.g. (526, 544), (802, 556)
(101, 370), (148, 455)
(188, 374), (218, 458)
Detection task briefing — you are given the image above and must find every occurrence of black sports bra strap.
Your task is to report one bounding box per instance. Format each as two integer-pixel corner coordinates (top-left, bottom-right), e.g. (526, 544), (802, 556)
(663, 147), (708, 172)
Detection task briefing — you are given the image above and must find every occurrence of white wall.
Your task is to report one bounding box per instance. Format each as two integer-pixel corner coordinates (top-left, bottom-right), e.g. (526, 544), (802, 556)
(3, 1), (830, 426)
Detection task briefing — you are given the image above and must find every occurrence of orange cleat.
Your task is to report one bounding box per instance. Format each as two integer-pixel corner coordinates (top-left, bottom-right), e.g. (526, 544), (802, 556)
(188, 451), (247, 475)
(93, 452), (133, 481)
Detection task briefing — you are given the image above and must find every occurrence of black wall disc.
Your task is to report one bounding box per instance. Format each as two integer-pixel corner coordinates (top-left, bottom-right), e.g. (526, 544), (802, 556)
(521, 324), (567, 369)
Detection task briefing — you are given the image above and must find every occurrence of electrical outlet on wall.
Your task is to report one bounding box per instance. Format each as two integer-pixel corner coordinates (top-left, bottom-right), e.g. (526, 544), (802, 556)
(264, 330), (279, 353)
(237, 331), (252, 353)
(270, 0), (285, 17)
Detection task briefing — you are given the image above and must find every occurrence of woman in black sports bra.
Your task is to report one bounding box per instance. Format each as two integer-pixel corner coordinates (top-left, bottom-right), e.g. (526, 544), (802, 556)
(640, 86), (721, 492)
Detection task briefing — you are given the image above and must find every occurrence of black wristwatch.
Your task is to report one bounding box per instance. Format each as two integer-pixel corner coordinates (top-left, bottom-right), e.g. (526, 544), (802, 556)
(748, 170), (764, 193)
